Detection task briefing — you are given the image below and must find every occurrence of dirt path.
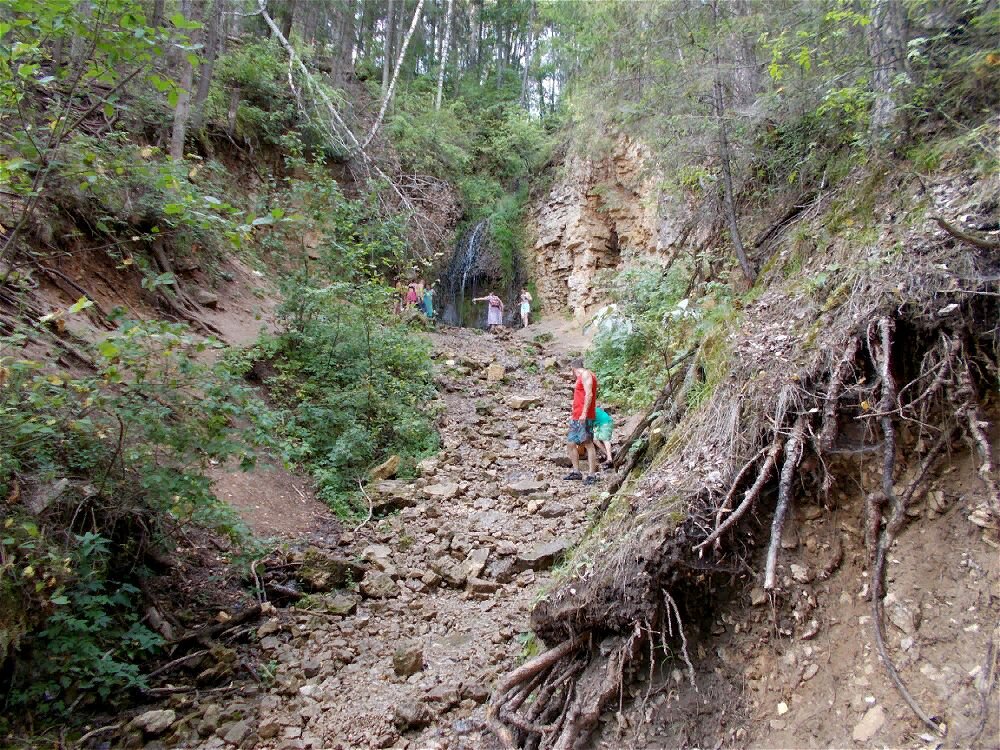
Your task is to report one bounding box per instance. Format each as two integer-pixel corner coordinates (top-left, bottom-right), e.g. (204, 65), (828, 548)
(181, 324), (604, 750)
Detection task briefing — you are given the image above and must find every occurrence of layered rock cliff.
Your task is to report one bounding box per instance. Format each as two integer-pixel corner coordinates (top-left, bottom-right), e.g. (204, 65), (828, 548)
(529, 138), (711, 318)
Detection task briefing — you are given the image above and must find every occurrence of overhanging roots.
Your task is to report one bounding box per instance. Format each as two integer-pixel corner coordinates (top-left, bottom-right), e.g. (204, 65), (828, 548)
(492, 307), (998, 748)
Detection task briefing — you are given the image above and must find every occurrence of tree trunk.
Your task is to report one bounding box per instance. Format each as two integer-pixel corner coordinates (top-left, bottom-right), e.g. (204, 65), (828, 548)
(227, 87), (240, 133)
(151, 0), (166, 27)
(434, 0), (453, 110)
(192, 0), (222, 128)
(713, 70), (754, 285)
(381, 0), (395, 97)
(868, 0), (906, 137)
(364, 0), (425, 149)
(280, 0), (297, 40)
(519, 0), (536, 108)
(170, 0), (198, 160)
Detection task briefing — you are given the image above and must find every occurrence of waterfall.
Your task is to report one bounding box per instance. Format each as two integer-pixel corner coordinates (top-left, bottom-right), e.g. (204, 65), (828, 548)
(442, 219), (489, 326)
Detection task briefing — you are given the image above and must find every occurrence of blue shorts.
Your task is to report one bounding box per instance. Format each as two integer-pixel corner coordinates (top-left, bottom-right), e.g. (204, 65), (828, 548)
(567, 419), (595, 444)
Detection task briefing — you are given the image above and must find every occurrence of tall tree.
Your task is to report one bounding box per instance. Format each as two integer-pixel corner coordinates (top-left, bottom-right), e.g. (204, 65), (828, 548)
(519, 0), (536, 108)
(435, 0), (453, 110)
(192, 0), (223, 128)
(382, 0), (396, 97)
(170, 0), (198, 160)
(365, 0), (426, 148)
(868, 0), (907, 137)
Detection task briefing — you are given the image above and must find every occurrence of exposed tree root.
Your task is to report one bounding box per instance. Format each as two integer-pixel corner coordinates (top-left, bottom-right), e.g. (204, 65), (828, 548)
(955, 362), (1000, 522)
(818, 336), (860, 451)
(495, 294), (998, 749)
(696, 430), (785, 553)
(764, 416), (807, 590)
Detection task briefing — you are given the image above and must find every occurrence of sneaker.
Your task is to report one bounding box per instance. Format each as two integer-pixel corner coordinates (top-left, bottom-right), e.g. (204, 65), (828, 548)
(600, 461), (613, 470)
(563, 471), (583, 480)
(583, 474), (597, 485)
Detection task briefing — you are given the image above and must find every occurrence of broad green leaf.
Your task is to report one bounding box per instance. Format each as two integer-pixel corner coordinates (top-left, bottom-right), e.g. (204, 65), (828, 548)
(97, 340), (119, 358)
(68, 297), (94, 314)
(163, 203), (185, 215)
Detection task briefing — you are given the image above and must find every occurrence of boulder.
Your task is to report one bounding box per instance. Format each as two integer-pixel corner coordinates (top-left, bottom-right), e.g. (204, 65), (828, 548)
(852, 705), (885, 743)
(371, 454), (400, 481)
(416, 457), (440, 477)
(463, 548), (490, 579)
(467, 577), (498, 596)
(363, 544), (396, 575)
(221, 719), (250, 745)
(193, 288), (219, 308)
(323, 593), (359, 616)
(393, 699), (432, 731)
(508, 395), (540, 410)
(129, 710), (176, 736)
(372, 480), (417, 514)
(515, 538), (571, 572)
(393, 641), (424, 676)
(424, 482), (461, 500)
(360, 571), (400, 599)
(430, 556), (468, 587)
(539, 502), (570, 518)
(505, 478), (549, 496)
(486, 363), (506, 383)
(299, 548), (366, 592)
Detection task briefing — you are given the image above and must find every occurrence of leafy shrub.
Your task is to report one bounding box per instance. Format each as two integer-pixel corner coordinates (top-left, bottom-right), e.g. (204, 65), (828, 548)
(241, 281), (439, 516)
(0, 316), (258, 718)
(587, 265), (736, 410)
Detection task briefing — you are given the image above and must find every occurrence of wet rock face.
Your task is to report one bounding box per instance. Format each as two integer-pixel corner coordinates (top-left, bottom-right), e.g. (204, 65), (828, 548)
(528, 138), (710, 318)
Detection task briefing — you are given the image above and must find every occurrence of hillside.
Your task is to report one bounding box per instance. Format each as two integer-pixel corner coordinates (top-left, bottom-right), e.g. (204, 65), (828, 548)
(1, 1), (998, 749)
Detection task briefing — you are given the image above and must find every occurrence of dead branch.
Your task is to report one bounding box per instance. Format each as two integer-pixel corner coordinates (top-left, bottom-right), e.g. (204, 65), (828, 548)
(146, 648), (209, 679)
(763, 416), (806, 590)
(931, 215), (1000, 250)
(353, 478), (374, 533)
(713, 445), (768, 530)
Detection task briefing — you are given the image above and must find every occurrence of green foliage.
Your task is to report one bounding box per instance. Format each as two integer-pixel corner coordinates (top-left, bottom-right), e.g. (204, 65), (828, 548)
(219, 162), (439, 516)
(208, 39), (335, 154)
(587, 266), (737, 410)
(0, 316), (257, 718)
(3, 527), (163, 715)
(242, 281), (438, 516)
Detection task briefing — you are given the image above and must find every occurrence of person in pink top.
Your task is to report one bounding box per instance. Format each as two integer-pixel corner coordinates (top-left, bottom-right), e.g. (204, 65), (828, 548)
(473, 292), (504, 331)
(405, 283), (419, 307)
(564, 358), (599, 485)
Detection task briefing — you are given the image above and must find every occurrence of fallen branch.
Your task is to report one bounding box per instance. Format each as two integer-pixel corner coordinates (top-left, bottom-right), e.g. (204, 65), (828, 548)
(353, 478), (374, 533)
(931, 215), (1000, 250)
(167, 604), (263, 649)
(146, 648), (209, 680)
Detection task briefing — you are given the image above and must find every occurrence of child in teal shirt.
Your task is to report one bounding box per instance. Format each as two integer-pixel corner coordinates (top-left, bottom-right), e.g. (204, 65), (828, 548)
(594, 407), (613, 467)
